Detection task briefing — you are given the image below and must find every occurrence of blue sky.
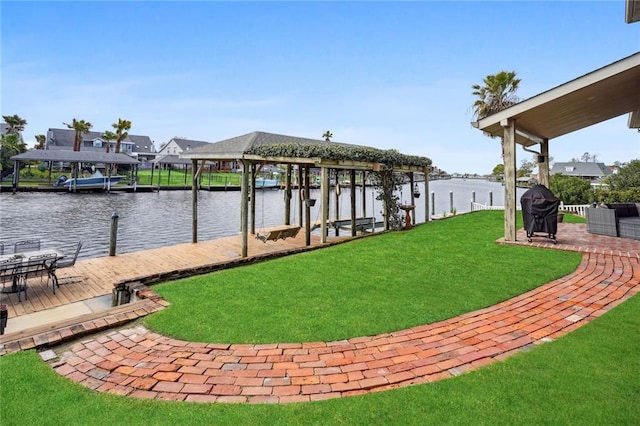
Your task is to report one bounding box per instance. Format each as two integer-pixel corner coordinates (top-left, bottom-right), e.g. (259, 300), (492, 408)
(2, 1), (639, 174)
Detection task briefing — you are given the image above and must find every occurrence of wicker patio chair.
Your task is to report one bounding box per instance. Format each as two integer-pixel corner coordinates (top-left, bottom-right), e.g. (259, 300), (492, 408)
(585, 207), (618, 237)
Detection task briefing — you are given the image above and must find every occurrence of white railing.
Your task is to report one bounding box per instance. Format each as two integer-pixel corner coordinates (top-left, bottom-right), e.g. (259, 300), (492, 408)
(559, 203), (589, 217)
(471, 201), (589, 217)
(470, 202), (513, 211)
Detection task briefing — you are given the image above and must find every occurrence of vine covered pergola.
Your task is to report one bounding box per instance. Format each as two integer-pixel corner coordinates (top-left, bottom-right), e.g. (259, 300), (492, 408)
(180, 131), (432, 257)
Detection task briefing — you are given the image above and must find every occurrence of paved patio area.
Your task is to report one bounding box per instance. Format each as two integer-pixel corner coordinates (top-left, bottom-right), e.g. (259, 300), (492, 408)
(34, 223), (640, 403)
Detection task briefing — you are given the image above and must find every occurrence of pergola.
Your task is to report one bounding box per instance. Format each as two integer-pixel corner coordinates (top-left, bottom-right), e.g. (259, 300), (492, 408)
(473, 51), (640, 241)
(180, 131), (431, 257)
(9, 150), (140, 191)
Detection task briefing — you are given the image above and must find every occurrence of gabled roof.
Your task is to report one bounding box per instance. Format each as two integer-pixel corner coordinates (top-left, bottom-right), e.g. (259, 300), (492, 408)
(11, 149), (140, 165)
(128, 135), (156, 153)
(169, 138), (211, 151)
(550, 162), (612, 177)
(474, 52), (640, 146)
(47, 128), (153, 152)
(181, 131), (429, 172)
(183, 131), (362, 160)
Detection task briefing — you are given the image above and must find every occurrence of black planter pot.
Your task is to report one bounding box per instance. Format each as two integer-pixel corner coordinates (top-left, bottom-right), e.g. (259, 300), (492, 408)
(0, 304), (8, 335)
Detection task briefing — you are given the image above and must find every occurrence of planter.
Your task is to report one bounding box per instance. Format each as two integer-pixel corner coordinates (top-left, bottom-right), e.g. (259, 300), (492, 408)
(0, 304), (7, 335)
(557, 213), (564, 223)
(305, 199), (316, 207)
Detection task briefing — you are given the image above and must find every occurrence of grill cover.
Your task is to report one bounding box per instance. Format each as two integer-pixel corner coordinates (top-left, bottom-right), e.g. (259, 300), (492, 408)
(520, 184), (560, 239)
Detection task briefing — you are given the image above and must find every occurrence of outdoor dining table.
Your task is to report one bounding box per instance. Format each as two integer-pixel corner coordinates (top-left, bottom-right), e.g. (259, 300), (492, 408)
(0, 249), (66, 294)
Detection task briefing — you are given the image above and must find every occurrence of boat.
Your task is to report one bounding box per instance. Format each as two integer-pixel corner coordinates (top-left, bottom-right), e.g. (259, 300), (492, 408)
(55, 170), (124, 190)
(254, 178), (279, 189)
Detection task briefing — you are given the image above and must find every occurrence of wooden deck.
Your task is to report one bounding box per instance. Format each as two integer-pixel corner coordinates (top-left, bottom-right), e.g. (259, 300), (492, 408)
(1, 231), (350, 319)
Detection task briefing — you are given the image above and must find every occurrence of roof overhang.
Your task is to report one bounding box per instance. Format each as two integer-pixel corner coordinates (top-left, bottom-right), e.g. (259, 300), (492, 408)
(474, 52), (640, 146)
(626, 0), (640, 23)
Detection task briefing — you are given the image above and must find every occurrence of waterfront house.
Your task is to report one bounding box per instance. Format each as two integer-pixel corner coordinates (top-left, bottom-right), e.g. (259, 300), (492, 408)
(550, 161), (613, 185)
(45, 128), (156, 169)
(157, 137), (237, 172)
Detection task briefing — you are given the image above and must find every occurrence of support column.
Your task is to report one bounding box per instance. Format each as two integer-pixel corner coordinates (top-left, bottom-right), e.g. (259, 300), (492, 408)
(334, 170), (341, 236)
(304, 166), (311, 246)
(240, 160), (250, 258)
(11, 160), (19, 192)
(539, 138), (550, 188)
(191, 159), (198, 243)
(321, 167), (329, 243)
(502, 119), (517, 242)
(424, 170), (430, 222)
(409, 172), (416, 224)
(250, 163), (256, 235)
(284, 164), (292, 225)
(350, 169), (356, 236)
(361, 171), (367, 218)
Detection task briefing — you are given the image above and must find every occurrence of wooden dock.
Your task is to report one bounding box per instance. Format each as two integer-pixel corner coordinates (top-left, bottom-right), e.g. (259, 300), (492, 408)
(1, 231), (351, 319)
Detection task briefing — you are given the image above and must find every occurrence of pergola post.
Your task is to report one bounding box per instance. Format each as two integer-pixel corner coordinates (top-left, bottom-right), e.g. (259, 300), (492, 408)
(350, 169), (356, 236)
(297, 164), (303, 228)
(424, 170), (430, 222)
(320, 166), (329, 243)
(284, 164), (292, 225)
(409, 172), (416, 225)
(361, 171), (367, 218)
(334, 170), (341, 236)
(240, 160), (250, 258)
(304, 165), (311, 246)
(538, 138), (550, 187)
(191, 159), (198, 243)
(250, 163), (256, 235)
(502, 119), (517, 241)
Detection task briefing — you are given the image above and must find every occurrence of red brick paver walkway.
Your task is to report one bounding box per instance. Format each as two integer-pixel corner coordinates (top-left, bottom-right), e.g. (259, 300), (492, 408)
(48, 247), (639, 403)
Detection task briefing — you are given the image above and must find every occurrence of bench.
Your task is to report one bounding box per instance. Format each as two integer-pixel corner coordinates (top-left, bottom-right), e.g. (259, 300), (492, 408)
(256, 226), (301, 243)
(331, 217), (380, 233)
(586, 203), (640, 240)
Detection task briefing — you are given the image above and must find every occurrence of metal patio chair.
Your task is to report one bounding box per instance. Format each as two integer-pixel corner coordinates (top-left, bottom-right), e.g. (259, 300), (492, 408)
(13, 239), (41, 254)
(56, 241), (83, 269)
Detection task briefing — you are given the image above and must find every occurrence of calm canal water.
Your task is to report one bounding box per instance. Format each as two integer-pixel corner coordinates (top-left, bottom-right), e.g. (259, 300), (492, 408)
(0, 179), (524, 260)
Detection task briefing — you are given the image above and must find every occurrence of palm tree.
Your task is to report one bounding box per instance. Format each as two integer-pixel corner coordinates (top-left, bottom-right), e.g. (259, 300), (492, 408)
(64, 119), (93, 151)
(2, 114), (27, 134)
(34, 134), (46, 150)
(322, 130), (333, 142)
(112, 118), (131, 154)
(102, 130), (116, 153)
(471, 71), (521, 122)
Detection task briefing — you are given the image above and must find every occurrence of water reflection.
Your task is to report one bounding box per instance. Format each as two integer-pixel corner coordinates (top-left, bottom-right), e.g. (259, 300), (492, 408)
(0, 180), (522, 259)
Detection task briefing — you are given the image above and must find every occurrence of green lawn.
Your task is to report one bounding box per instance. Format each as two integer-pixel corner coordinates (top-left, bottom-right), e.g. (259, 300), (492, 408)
(0, 169), (241, 187)
(2, 211), (638, 425)
(135, 169), (241, 186)
(145, 212), (581, 343)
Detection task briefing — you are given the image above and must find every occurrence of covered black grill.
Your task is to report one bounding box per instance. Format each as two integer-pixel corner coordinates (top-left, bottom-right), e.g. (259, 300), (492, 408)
(520, 184), (560, 244)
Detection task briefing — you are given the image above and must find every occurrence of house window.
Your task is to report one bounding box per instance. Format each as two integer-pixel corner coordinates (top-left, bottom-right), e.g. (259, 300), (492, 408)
(93, 140), (103, 148)
(565, 166), (575, 172)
